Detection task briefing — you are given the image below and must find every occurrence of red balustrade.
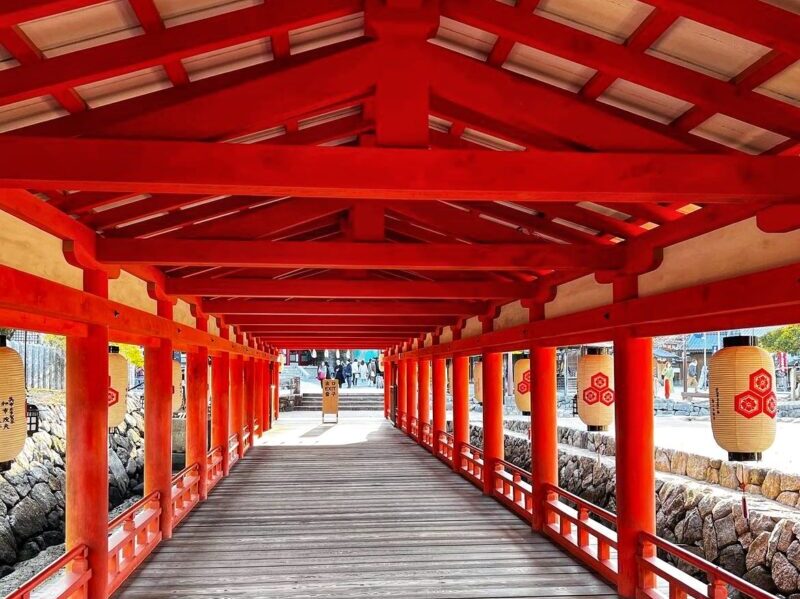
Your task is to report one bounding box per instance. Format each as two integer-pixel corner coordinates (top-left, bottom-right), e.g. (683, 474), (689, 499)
(254, 418), (260, 435)
(206, 446), (224, 492)
(541, 483), (618, 584)
(107, 492), (162, 595)
(228, 433), (240, 468)
(171, 463), (201, 528)
(435, 431), (454, 466)
(399, 413), (407, 431)
(638, 532), (777, 599)
(409, 417), (419, 440)
(458, 442), (484, 489)
(492, 460), (533, 522)
(421, 423), (433, 451)
(4, 545), (90, 599)
(242, 426), (251, 452)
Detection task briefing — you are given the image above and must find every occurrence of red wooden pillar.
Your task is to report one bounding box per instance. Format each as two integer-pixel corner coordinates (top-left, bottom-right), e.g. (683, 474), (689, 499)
(406, 358), (418, 437)
(65, 269), (108, 599)
(263, 358), (272, 432)
(418, 358), (430, 447)
(383, 356), (391, 419)
(452, 355), (469, 472)
(244, 358), (255, 452)
(230, 355), (244, 459)
(481, 351), (504, 495)
(272, 361), (279, 422)
(255, 359), (264, 438)
(186, 345), (209, 499)
(530, 346), (558, 532)
(614, 277), (655, 598)
(432, 357), (446, 437)
(397, 358), (407, 429)
(211, 352), (230, 476)
(145, 300), (174, 540)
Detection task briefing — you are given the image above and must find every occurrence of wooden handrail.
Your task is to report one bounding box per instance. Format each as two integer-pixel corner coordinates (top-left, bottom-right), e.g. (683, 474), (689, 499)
(3, 545), (90, 599)
(492, 459), (533, 522)
(108, 491), (161, 530)
(435, 430), (455, 466)
(458, 442), (484, 488)
(107, 492), (162, 595)
(171, 462), (201, 528)
(638, 531), (779, 599)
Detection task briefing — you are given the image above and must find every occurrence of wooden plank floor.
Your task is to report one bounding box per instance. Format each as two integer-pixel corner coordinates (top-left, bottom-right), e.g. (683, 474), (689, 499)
(114, 413), (617, 598)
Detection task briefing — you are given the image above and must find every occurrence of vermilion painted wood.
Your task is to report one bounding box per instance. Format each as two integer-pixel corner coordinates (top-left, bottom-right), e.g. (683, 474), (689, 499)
(397, 358), (407, 433)
(144, 302), (175, 541)
(211, 354), (231, 476)
(228, 315), (454, 326)
(451, 355), (469, 473)
(417, 359), (431, 449)
(165, 277), (538, 299)
(530, 346), (558, 532)
(3, 545), (91, 599)
(446, 0), (800, 141)
(7, 139), (796, 201)
(97, 239), (623, 270)
(106, 492), (162, 595)
(65, 270), (109, 599)
(229, 356), (245, 460)
(171, 463), (201, 528)
(186, 346), (209, 499)
(481, 351), (504, 495)
(202, 299), (486, 316)
(206, 447), (224, 492)
(23, 41), (375, 140)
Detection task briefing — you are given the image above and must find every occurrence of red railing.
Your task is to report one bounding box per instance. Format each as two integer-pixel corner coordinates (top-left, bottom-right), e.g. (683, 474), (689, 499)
(421, 422), (433, 451)
(171, 463), (201, 528)
(435, 431), (454, 466)
(458, 442), (484, 489)
(254, 418), (260, 436)
(492, 459), (533, 522)
(409, 416), (419, 440)
(4, 545), (91, 599)
(206, 446), (224, 492)
(638, 532), (777, 599)
(399, 413), (407, 431)
(242, 426), (251, 452)
(107, 492), (162, 595)
(228, 433), (240, 468)
(541, 483), (618, 584)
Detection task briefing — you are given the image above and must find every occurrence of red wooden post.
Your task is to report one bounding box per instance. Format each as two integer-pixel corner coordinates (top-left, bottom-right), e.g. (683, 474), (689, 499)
(230, 355), (244, 459)
(244, 358), (255, 452)
(482, 350), (504, 495)
(406, 358), (418, 437)
(432, 357), (446, 438)
(186, 345), (209, 499)
(614, 279), (656, 598)
(397, 358), (407, 429)
(272, 361), (279, 422)
(383, 355), (391, 419)
(255, 359), (263, 438)
(418, 358), (430, 447)
(263, 358), (272, 432)
(531, 345), (558, 531)
(452, 355), (469, 472)
(65, 269), (109, 599)
(211, 352), (230, 476)
(144, 300), (174, 540)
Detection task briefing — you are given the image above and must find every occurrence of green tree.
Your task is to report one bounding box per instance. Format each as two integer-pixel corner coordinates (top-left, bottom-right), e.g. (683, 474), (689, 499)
(42, 335), (144, 368)
(0, 328), (15, 340)
(759, 325), (800, 355)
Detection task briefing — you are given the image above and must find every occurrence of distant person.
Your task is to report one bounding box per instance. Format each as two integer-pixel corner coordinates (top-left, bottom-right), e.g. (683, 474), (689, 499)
(687, 360), (698, 392)
(352, 360), (360, 386)
(662, 362), (675, 400)
(376, 359), (384, 389)
(369, 359), (377, 386)
(344, 360), (353, 388)
(317, 362), (326, 389)
(359, 360), (368, 387)
(334, 363), (345, 386)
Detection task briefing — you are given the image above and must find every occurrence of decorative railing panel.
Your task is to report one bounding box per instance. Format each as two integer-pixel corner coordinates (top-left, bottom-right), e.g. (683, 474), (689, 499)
(492, 460), (533, 522)
(4, 546), (90, 599)
(409, 417), (418, 440)
(228, 433), (240, 468)
(421, 422), (433, 451)
(171, 463), (201, 528)
(435, 431), (454, 466)
(458, 442), (484, 488)
(206, 446), (224, 491)
(107, 492), (162, 594)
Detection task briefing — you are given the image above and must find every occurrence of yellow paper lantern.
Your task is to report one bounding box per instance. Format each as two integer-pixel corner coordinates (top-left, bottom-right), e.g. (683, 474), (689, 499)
(513, 358), (531, 414)
(0, 337), (27, 464)
(108, 346), (128, 428)
(172, 359), (183, 413)
(473, 360), (482, 404)
(709, 336), (776, 461)
(577, 350), (614, 431)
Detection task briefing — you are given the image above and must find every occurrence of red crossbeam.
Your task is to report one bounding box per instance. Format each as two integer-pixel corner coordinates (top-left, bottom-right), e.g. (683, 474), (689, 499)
(201, 300), (486, 316)
(1, 138), (795, 202)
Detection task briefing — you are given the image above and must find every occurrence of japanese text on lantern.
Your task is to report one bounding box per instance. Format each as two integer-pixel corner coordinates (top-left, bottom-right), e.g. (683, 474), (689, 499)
(1, 396), (15, 430)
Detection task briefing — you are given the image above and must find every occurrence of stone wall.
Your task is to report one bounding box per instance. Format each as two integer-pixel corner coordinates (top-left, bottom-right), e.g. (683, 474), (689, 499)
(465, 422), (800, 597)
(0, 397), (145, 574)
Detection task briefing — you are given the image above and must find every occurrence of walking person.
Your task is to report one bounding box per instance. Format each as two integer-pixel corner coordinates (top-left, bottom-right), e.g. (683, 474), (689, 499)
(344, 360), (353, 388)
(662, 361), (675, 400)
(369, 359), (377, 386)
(359, 360), (368, 388)
(687, 359), (698, 392)
(317, 361), (326, 389)
(352, 360), (359, 387)
(334, 362), (346, 387)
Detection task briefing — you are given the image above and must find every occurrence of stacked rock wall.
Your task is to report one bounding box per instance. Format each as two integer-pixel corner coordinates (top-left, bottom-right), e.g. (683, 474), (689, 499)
(465, 422), (800, 597)
(0, 398), (145, 574)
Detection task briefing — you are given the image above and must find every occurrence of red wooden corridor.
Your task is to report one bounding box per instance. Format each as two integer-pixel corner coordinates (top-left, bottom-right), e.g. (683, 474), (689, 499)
(0, 0), (797, 597)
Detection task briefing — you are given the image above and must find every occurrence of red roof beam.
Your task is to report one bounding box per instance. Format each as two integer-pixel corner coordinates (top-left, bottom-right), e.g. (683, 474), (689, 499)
(203, 299), (486, 316)
(3, 138), (796, 202)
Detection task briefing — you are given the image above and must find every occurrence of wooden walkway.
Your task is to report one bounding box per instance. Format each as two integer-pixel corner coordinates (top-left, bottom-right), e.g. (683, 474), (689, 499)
(113, 414), (617, 598)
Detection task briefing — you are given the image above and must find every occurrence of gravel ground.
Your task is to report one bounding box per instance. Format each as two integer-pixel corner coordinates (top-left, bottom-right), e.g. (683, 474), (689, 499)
(0, 495), (142, 596)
